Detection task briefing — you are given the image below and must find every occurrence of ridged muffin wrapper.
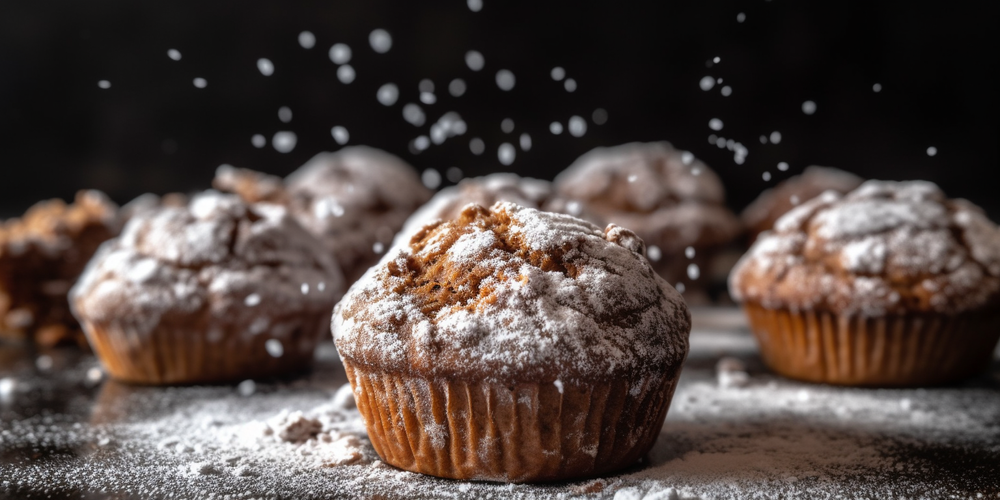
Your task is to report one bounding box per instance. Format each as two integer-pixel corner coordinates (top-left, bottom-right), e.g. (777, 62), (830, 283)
(81, 314), (328, 385)
(343, 360), (681, 483)
(743, 302), (1000, 386)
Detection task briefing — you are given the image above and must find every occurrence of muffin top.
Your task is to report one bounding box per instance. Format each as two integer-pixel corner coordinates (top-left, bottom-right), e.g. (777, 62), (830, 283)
(730, 180), (1000, 316)
(550, 141), (741, 255)
(71, 191), (344, 336)
(333, 202), (690, 383)
(741, 166), (864, 242)
(395, 173), (552, 247)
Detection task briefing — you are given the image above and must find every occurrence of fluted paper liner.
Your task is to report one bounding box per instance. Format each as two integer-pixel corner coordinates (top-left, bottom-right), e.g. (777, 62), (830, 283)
(743, 302), (1000, 386)
(344, 360), (680, 483)
(81, 315), (327, 385)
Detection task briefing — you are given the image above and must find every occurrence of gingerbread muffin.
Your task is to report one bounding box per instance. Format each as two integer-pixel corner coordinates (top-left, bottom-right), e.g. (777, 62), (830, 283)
(394, 173), (552, 246)
(730, 180), (1000, 386)
(741, 166), (863, 242)
(549, 142), (742, 301)
(333, 202), (690, 482)
(70, 191), (345, 384)
(214, 147), (432, 284)
(0, 190), (119, 348)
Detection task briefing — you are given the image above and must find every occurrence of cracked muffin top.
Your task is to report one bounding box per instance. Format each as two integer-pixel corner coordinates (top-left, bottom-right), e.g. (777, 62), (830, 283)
(333, 202), (690, 383)
(729, 180), (1000, 316)
(71, 191), (344, 337)
(549, 141), (741, 256)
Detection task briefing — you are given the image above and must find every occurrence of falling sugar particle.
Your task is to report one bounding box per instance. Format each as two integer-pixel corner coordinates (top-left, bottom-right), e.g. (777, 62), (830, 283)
(628, 174), (638, 183)
(715, 137), (726, 148)
(244, 294), (261, 307)
(550, 122), (563, 135)
(87, 367), (103, 383)
(446, 167), (463, 182)
(193, 77), (207, 88)
(691, 167), (702, 176)
(420, 92), (436, 105)
(687, 264), (700, 281)
(298, 31), (316, 49)
(300, 283), (310, 295)
(713, 56), (721, 63)
(402, 103), (426, 126)
(331, 126), (349, 145)
(790, 195), (800, 205)
(448, 79), (466, 97)
(419, 79), (434, 93)
(372, 242), (385, 254)
(500, 118), (515, 133)
(708, 118), (724, 131)
(265, 339), (284, 358)
(467, 0), (483, 12)
(413, 135), (430, 151)
(278, 106), (292, 123)
(337, 65), (356, 84)
(498, 143), (516, 165)
(237, 379), (256, 397)
(763, 171), (772, 181)
(770, 131), (782, 144)
(0, 377), (16, 400)
(469, 137), (485, 155)
(496, 69), (516, 91)
(760, 135), (768, 144)
(802, 100), (817, 115)
(465, 51), (485, 71)
(421, 169), (441, 189)
(685, 246), (696, 259)
(592, 108), (608, 125)
(369, 29), (392, 53)
(777, 162), (789, 171)
(167, 49), (182, 61)
(257, 58), (274, 76)
(721, 86), (732, 96)
(272, 131), (297, 153)
(717, 78), (723, 84)
(97, 80), (111, 89)
(36, 355), (53, 371)
(329, 44), (352, 64)
(377, 83), (399, 106)
(318, 282), (326, 291)
(675, 282), (686, 293)
(737, 12), (746, 22)
(568, 116), (587, 137)
(551, 67), (565, 81)
(519, 133), (532, 151)
(926, 146), (938, 157)
(681, 151), (694, 165)
(699, 76), (715, 91)
(647, 245), (662, 262)
(873, 83), (882, 92)
(564, 78), (577, 92)
(251, 134), (266, 148)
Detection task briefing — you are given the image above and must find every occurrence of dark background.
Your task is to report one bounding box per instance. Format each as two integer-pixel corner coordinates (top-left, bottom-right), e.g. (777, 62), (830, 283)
(1, 1), (997, 219)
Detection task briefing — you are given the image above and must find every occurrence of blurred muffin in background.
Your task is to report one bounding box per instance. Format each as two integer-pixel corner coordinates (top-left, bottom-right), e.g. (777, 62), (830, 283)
(215, 146), (432, 284)
(394, 173), (552, 247)
(71, 191), (345, 385)
(741, 166), (863, 243)
(548, 142), (742, 303)
(0, 190), (120, 348)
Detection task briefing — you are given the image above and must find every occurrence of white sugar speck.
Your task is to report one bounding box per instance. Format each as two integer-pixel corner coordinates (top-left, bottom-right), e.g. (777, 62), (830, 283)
(797, 389), (811, 402)
(272, 131), (297, 153)
(551, 67), (565, 81)
(86, 367), (103, 383)
(36, 355), (53, 371)
(714, 56), (721, 63)
(873, 83), (882, 92)
(337, 65), (356, 84)
(760, 135), (768, 144)
(519, 133), (532, 151)
(926, 146), (938, 157)
(329, 44), (351, 64)
(549, 121), (563, 135)
(412, 135), (430, 152)
(647, 245), (662, 262)
(373, 242), (385, 254)
(763, 171), (772, 181)
(553, 380), (564, 394)
(467, 0), (483, 12)
(237, 379), (256, 397)
(278, 106), (292, 123)
(422, 169), (442, 189)
(592, 108), (608, 125)
(687, 264), (700, 281)
(500, 118), (514, 133)
(498, 143), (516, 166)
(685, 247), (696, 259)
(402, 103), (426, 127)
(495, 69), (516, 91)
(699, 76), (715, 91)
(300, 283), (310, 295)
(369, 29), (392, 53)
(257, 58), (274, 76)
(265, 339), (284, 358)
(318, 282), (326, 292)
(193, 77), (207, 88)
(298, 31), (315, 49)
(465, 50), (485, 71)
(0, 377), (15, 400)
(770, 131), (782, 144)
(564, 78), (577, 92)
(628, 174), (638, 183)
(167, 49), (182, 61)
(331, 126), (349, 145)
(469, 137), (485, 155)
(675, 282), (686, 293)
(251, 134), (266, 148)
(420, 91), (436, 105)
(681, 151), (694, 165)
(708, 118), (724, 131)
(446, 167), (463, 182)
(97, 80), (111, 89)
(448, 78), (466, 97)
(244, 294), (261, 307)
(777, 161), (789, 171)
(568, 116), (587, 137)
(377, 83), (399, 106)
(900, 398), (913, 411)
(790, 195), (800, 205)
(737, 12), (746, 22)
(802, 100), (817, 115)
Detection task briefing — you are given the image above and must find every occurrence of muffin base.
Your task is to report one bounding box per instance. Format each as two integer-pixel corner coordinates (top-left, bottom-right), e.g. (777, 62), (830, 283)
(743, 302), (1000, 386)
(82, 315), (327, 385)
(343, 360), (680, 483)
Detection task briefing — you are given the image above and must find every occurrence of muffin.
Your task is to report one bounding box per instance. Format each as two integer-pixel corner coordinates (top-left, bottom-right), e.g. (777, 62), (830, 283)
(333, 202), (690, 482)
(729, 180), (1000, 386)
(214, 146), (432, 284)
(70, 191), (345, 384)
(394, 173), (552, 246)
(549, 142), (742, 301)
(0, 190), (120, 348)
(741, 166), (863, 243)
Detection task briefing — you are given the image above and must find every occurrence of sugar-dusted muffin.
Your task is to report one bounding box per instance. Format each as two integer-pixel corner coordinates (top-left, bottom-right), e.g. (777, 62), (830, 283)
(333, 202), (690, 482)
(214, 146), (432, 284)
(549, 142), (742, 299)
(730, 180), (1000, 386)
(70, 191), (345, 384)
(0, 190), (120, 348)
(741, 166), (863, 242)
(394, 173), (552, 246)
